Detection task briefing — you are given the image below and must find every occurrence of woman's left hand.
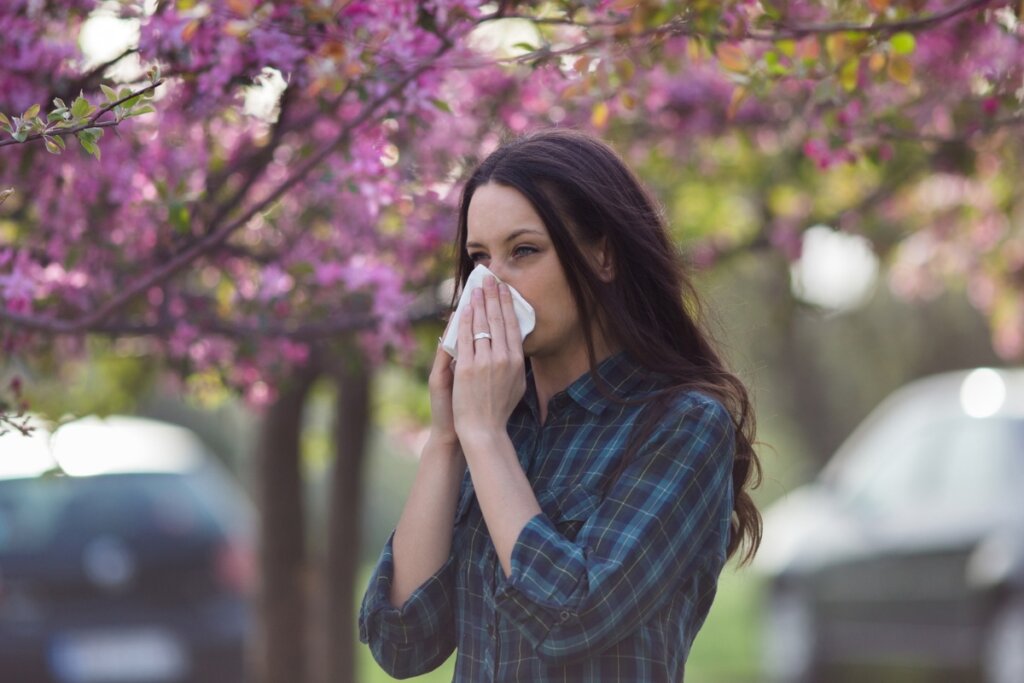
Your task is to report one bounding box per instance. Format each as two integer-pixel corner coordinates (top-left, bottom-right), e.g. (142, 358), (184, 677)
(452, 276), (527, 443)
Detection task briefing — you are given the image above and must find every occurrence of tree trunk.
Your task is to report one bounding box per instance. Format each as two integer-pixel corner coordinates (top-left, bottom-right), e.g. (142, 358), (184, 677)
(254, 366), (319, 683)
(325, 354), (372, 683)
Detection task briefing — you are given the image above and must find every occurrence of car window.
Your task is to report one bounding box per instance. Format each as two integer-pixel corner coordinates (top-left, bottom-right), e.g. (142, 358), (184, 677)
(844, 423), (941, 514)
(937, 418), (1023, 508)
(845, 417), (1024, 515)
(0, 473), (223, 556)
(825, 393), (936, 499)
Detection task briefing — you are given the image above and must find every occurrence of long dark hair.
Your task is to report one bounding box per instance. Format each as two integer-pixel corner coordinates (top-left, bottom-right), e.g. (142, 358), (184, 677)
(453, 129), (762, 565)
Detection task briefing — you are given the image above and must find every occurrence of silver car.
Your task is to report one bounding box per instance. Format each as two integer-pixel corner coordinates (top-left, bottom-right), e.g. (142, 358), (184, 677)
(757, 368), (1024, 683)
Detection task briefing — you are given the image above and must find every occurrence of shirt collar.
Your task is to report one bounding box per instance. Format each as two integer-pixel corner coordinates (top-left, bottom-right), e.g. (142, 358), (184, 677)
(523, 351), (652, 418)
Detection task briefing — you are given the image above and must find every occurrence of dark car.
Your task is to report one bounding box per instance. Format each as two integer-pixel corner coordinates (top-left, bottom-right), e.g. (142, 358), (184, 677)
(0, 415), (255, 683)
(757, 367), (1024, 683)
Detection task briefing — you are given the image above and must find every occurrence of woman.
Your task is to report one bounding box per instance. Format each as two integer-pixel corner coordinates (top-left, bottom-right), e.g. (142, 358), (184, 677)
(359, 129), (761, 681)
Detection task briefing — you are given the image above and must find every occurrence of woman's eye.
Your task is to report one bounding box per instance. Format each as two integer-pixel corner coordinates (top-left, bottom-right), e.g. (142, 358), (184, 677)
(512, 245), (537, 258)
(468, 252), (488, 263)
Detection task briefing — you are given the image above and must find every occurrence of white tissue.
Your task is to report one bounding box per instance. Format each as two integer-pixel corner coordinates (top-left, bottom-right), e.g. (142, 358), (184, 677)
(441, 264), (535, 359)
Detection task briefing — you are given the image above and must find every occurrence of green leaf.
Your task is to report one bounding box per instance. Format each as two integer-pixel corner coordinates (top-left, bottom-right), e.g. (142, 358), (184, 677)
(77, 127), (102, 145)
(47, 109), (66, 122)
(100, 84), (119, 102)
(0, 112), (9, 131)
(169, 203), (190, 234)
(43, 136), (63, 154)
(762, 50), (790, 76)
(890, 32), (916, 55)
(12, 130), (28, 143)
(71, 95), (92, 119)
(429, 98), (452, 114)
(0, 188), (13, 206)
(52, 98), (67, 110)
(23, 103), (40, 120)
(126, 104), (156, 117)
(78, 133), (100, 160)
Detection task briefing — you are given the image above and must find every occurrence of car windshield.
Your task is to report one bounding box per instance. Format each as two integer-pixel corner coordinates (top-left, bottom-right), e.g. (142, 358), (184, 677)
(837, 416), (1024, 515)
(0, 472), (224, 557)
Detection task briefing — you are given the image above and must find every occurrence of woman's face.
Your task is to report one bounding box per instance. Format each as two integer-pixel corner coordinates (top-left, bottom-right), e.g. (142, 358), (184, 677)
(465, 182), (591, 361)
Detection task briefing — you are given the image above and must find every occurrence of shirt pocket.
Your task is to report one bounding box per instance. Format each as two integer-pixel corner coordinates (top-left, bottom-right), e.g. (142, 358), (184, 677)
(536, 484), (602, 542)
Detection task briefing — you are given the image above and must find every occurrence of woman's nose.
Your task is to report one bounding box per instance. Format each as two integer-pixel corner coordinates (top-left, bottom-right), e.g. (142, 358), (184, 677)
(488, 261), (509, 284)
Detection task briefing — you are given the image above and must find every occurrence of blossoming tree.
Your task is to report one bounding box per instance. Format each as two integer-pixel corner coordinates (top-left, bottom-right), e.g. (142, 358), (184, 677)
(2, 1), (1022, 681)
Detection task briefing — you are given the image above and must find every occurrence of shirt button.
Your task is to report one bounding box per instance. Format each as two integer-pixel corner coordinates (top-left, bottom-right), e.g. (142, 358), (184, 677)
(558, 610), (573, 623)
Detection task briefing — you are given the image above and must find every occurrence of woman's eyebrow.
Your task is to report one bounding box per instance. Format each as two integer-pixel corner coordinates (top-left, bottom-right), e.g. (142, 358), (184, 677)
(466, 228), (545, 249)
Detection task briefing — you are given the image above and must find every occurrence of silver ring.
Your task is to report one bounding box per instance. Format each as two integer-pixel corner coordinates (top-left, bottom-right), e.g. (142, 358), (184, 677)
(473, 332), (492, 342)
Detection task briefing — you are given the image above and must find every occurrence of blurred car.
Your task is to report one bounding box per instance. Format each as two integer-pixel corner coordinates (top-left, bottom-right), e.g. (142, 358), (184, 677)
(0, 415), (255, 683)
(757, 367), (1024, 683)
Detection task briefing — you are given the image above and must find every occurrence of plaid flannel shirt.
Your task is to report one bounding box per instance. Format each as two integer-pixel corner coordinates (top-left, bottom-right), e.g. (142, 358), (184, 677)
(360, 351), (736, 682)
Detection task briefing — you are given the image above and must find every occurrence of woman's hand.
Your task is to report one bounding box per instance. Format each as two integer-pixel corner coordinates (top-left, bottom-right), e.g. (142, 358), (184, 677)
(452, 276), (527, 443)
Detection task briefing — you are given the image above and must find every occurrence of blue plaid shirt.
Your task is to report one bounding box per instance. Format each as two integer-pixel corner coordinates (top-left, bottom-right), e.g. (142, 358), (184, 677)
(360, 351), (735, 681)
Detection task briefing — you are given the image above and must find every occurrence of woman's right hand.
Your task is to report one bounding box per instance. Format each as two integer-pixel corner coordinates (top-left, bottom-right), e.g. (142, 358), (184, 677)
(426, 338), (458, 450)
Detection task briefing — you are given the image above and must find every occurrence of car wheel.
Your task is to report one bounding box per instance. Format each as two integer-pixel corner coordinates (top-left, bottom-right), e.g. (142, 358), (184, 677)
(763, 586), (820, 683)
(983, 596), (1024, 683)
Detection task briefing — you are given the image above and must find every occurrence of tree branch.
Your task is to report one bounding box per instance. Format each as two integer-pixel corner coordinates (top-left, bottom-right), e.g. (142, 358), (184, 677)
(200, 85), (297, 230)
(0, 80), (163, 148)
(470, 0), (996, 68)
(744, 0), (996, 39)
(878, 113), (1024, 143)
(83, 303), (447, 340)
(63, 48), (141, 96)
(3, 290), (446, 341)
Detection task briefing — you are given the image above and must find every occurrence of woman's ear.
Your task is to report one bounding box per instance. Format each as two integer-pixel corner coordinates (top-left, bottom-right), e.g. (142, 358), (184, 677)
(592, 237), (615, 283)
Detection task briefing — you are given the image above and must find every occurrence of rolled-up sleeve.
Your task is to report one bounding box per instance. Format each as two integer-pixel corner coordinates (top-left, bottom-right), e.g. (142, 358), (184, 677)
(358, 531), (457, 678)
(493, 393), (735, 664)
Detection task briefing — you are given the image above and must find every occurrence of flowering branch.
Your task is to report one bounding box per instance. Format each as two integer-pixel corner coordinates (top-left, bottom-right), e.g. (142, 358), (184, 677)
(0, 76), (163, 157)
(744, 0), (997, 39)
(446, 0), (997, 73)
(877, 113), (1024, 143)
(80, 301), (447, 340)
(0, 56), (443, 334)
